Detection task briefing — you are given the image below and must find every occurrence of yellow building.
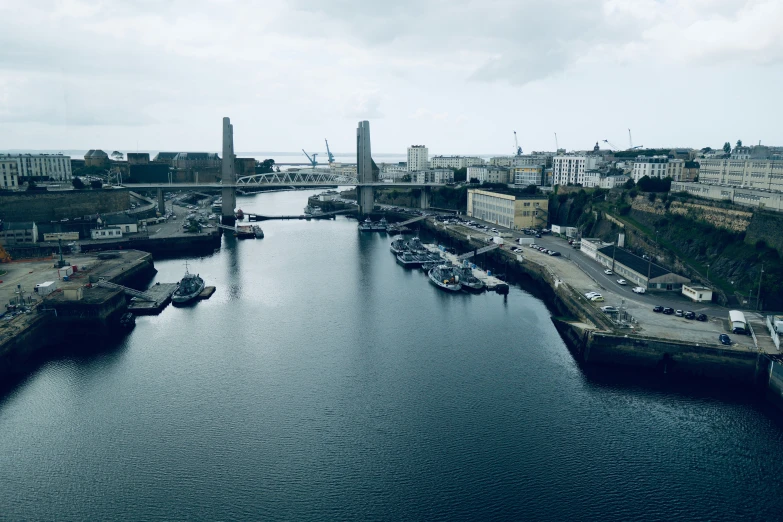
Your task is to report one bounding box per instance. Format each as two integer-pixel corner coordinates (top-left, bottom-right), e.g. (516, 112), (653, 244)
(467, 189), (548, 229)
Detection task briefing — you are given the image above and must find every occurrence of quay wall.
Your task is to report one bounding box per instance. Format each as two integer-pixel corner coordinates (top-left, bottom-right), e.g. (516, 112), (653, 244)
(422, 220), (765, 385)
(79, 231), (221, 257)
(0, 189), (129, 222)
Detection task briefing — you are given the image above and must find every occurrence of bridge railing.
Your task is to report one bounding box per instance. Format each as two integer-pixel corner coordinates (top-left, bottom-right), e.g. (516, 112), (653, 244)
(236, 172), (359, 186)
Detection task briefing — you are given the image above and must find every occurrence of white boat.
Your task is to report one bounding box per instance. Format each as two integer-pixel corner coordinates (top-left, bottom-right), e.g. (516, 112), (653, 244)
(428, 265), (462, 292)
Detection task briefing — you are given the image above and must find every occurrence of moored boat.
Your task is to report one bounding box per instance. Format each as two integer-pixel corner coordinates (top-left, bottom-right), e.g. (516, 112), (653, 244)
(358, 218), (373, 232)
(390, 236), (406, 254)
(428, 264), (462, 292)
(235, 224), (255, 239)
(172, 265), (206, 305)
(252, 225), (264, 238)
(396, 250), (421, 268)
(457, 263), (485, 293)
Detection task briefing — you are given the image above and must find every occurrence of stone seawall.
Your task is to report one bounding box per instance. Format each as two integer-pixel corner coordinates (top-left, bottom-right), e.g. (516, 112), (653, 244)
(0, 189), (130, 222)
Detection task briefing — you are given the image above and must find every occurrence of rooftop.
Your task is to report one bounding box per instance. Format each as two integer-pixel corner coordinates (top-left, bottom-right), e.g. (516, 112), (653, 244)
(597, 245), (671, 279)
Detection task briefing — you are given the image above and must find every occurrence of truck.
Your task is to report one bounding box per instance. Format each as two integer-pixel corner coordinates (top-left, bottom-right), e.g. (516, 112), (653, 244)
(485, 236), (504, 245)
(34, 281), (57, 297)
(517, 237), (534, 246)
(728, 310), (747, 335)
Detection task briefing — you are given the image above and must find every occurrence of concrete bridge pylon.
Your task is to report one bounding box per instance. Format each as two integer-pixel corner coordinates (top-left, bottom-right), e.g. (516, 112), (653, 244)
(356, 120), (374, 216)
(221, 117), (237, 225)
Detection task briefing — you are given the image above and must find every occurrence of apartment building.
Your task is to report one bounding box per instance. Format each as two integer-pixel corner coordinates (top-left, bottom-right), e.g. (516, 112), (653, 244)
(513, 165), (544, 186)
(0, 154), (72, 182)
(698, 158), (783, 191)
(429, 155), (485, 169)
(467, 166), (510, 184)
(552, 155), (600, 185)
(407, 145), (429, 172)
(413, 169), (454, 184)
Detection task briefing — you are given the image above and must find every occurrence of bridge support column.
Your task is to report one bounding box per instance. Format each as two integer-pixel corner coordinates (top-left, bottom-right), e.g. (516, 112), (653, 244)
(221, 117), (237, 225)
(419, 186), (431, 209)
(157, 188), (165, 215)
(358, 186), (374, 216)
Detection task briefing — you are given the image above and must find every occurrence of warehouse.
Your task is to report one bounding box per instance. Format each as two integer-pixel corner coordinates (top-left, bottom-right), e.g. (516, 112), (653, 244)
(595, 245), (690, 291)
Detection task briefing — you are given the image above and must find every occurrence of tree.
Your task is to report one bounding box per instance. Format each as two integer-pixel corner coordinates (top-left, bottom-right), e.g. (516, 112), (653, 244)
(623, 178), (635, 189)
(453, 167), (467, 183)
(736, 140), (743, 148)
(256, 159), (276, 174)
(700, 147), (712, 153)
(72, 177), (85, 189)
(91, 179), (103, 189)
(401, 174), (412, 182)
(111, 151), (124, 161)
(723, 142), (731, 154)
(26, 180), (37, 191)
(469, 177), (480, 184)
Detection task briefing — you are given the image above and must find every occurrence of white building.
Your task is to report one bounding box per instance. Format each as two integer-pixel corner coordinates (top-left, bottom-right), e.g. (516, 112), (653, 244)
(90, 227), (124, 240)
(0, 154), (72, 182)
(552, 155), (600, 186)
(407, 145), (429, 172)
(380, 163), (409, 180)
(632, 156), (669, 182)
(599, 174), (630, 189)
(429, 155), (485, 169)
(667, 159), (684, 181)
(413, 169), (454, 184)
(1, 158), (20, 190)
(468, 166), (510, 184)
(698, 158), (783, 192)
(490, 154), (551, 168)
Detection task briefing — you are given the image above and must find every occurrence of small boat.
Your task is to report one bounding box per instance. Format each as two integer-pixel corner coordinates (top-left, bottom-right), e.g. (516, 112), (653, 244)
(457, 264), (485, 293)
(172, 264), (206, 304)
(428, 264), (462, 292)
(235, 224), (255, 239)
(358, 218), (373, 232)
(252, 225), (264, 239)
(372, 217), (388, 232)
(390, 236), (406, 255)
(396, 250), (421, 268)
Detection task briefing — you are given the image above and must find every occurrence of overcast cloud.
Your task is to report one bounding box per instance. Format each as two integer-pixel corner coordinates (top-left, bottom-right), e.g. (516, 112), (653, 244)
(1, 0), (781, 155)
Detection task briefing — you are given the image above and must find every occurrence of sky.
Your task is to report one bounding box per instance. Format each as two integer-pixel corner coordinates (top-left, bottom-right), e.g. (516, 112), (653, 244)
(1, 0), (782, 156)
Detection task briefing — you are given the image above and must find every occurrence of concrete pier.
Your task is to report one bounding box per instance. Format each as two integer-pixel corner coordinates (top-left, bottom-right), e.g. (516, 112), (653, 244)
(157, 188), (165, 214)
(127, 282), (178, 315)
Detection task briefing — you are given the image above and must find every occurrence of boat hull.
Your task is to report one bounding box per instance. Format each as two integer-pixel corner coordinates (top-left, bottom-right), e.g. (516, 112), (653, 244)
(428, 273), (462, 292)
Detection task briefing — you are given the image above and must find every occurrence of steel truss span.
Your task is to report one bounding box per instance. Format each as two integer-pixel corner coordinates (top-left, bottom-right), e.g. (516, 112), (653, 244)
(235, 172), (359, 186)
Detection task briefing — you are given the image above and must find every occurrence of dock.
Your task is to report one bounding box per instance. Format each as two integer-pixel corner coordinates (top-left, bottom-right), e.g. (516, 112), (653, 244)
(422, 243), (510, 293)
(199, 286), (216, 299)
(127, 282), (178, 315)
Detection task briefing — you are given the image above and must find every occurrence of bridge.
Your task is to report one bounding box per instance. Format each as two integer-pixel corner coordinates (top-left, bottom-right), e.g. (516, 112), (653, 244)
(121, 118), (448, 223)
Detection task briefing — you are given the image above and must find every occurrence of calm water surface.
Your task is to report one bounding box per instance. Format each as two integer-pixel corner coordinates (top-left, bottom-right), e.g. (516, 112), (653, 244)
(1, 190), (783, 521)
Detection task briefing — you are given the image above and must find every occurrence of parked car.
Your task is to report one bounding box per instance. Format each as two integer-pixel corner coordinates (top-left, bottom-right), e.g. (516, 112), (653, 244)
(684, 311), (696, 319)
(653, 305), (664, 313)
(549, 251), (561, 257)
(601, 306), (619, 313)
(590, 295), (605, 302)
(616, 279), (627, 285)
(585, 292), (601, 298)
(719, 334), (732, 345)
(663, 307), (674, 314)
(604, 269), (613, 275)
(675, 309), (684, 317)
(697, 313), (708, 321)
(535, 234), (541, 238)
(632, 286), (646, 294)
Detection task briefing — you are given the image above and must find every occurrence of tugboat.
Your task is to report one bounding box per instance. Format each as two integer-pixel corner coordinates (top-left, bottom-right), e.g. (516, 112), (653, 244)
(371, 217), (388, 232)
(390, 236), (407, 255)
(172, 263), (206, 305)
(428, 264), (462, 292)
(457, 263), (485, 293)
(252, 225), (264, 239)
(396, 250), (421, 268)
(358, 218), (373, 232)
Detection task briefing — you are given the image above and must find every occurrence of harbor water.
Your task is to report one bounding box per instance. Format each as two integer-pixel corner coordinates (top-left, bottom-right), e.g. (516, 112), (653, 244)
(2, 189), (783, 520)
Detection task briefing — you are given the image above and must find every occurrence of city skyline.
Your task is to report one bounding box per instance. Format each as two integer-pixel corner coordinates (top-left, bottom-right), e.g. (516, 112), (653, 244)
(1, 1), (782, 153)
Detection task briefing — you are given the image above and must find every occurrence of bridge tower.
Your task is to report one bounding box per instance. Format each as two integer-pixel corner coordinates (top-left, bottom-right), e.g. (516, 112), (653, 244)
(221, 117), (237, 225)
(356, 120), (375, 216)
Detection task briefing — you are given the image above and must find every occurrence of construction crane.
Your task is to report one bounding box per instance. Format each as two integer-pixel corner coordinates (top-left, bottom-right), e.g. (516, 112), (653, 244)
(324, 139), (335, 164)
(301, 149), (318, 168)
(514, 131), (522, 156)
(602, 139), (620, 150)
(554, 132), (559, 151)
(625, 130), (644, 151)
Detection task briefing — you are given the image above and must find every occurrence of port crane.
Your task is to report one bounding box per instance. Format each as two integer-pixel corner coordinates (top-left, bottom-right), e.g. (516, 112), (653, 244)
(324, 139), (335, 164)
(301, 149), (318, 168)
(514, 131), (523, 156)
(602, 139), (620, 150)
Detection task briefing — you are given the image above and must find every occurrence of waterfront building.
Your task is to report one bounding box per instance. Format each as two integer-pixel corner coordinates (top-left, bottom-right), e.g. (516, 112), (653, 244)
(127, 153), (150, 165)
(512, 165), (544, 186)
(429, 155), (484, 169)
(100, 214), (138, 234)
(407, 145), (429, 172)
(594, 245), (690, 291)
(467, 189), (548, 229)
(173, 152), (221, 170)
(552, 155), (600, 186)
(1, 158), (20, 190)
(0, 153), (72, 182)
(0, 222), (38, 246)
(413, 169), (454, 184)
(153, 152), (179, 165)
(697, 158), (783, 192)
(90, 227), (124, 240)
(682, 284), (713, 303)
